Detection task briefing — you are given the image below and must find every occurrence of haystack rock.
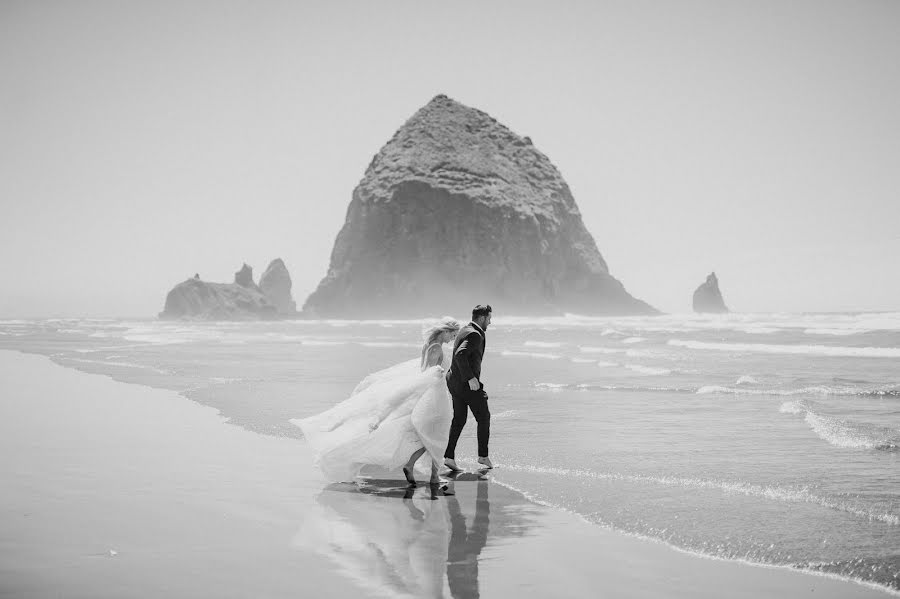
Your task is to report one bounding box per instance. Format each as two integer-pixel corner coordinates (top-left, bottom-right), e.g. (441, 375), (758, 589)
(303, 94), (656, 317)
(160, 262), (287, 320)
(259, 258), (297, 316)
(693, 272), (729, 313)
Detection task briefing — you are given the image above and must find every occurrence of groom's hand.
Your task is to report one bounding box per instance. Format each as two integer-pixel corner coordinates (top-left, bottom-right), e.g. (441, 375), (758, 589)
(468, 377), (479, 391)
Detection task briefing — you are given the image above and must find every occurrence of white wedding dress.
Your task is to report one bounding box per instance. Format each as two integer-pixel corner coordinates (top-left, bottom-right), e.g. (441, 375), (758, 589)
(292, 344), (453, 482)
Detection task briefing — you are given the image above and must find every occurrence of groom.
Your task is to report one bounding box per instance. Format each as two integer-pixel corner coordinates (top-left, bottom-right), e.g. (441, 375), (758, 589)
(444, 304), (493, 471)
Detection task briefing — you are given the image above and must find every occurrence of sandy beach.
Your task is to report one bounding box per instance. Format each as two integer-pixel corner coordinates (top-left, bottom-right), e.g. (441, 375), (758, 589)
(0, 349), (892, 598)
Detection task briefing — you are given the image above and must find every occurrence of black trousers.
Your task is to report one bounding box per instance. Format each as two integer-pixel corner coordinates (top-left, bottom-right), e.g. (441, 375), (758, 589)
(444, 388), (490, 459)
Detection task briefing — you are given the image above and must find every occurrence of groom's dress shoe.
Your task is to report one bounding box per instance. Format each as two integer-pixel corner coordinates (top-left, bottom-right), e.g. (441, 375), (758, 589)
(477, 456), (494, 469)
(444, 458), (462, 472)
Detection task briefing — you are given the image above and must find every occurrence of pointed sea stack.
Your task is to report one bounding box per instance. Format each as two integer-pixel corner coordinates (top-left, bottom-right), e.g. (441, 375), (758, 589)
(234, 263), (256, 288)
(693, 272), (729, 313)
(260, 258), (298, 316)
(303, 94), (656, 317)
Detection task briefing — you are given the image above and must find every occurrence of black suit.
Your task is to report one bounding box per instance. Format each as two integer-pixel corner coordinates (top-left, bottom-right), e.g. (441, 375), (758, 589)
(444, 322), (490, 459)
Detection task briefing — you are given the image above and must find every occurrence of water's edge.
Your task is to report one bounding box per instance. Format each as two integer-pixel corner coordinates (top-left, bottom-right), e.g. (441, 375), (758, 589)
(8, 345), (897, 597)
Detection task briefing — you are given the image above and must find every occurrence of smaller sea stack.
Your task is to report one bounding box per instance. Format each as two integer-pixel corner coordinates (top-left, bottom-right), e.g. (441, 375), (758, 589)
(692, 272), (729, 313)
(160, 259), (297, 320)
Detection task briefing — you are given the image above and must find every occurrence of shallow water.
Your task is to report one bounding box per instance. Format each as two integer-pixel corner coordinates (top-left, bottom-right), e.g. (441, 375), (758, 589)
(2, 312), (899, 592)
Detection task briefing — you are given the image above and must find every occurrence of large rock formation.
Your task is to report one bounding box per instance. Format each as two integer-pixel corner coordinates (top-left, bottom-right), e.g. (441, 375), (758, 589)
(303, 94), (656, 317)
(160, 261), (296, 320)
(259, 258), (297, 316)
(693, 272), (729, 313)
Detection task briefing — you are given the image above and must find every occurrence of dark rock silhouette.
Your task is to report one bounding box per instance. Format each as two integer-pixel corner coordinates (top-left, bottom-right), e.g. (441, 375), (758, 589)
(234, 263), (255, 288)
(259, 258), (297, 315)
(693, 272), (729, 313)
(303, 94), (656, 317)
(160, 259), (296, 320)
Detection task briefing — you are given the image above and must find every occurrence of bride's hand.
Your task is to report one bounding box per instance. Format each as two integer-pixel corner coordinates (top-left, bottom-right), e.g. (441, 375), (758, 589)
(368, 419), (380, 432)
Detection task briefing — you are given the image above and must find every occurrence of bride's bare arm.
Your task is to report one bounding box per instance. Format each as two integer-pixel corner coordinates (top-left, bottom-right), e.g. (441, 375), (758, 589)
(326, 391), (409, 432)
(423, 343), (444, 369)
(367, 390), (416, 430)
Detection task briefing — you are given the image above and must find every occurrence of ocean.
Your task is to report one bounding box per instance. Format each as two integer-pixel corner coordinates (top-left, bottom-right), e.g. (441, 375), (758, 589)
(2, 312), (898, 593)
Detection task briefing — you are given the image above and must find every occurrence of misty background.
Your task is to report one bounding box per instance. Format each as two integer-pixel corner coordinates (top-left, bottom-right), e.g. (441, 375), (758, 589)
(1, 1), (898, 318)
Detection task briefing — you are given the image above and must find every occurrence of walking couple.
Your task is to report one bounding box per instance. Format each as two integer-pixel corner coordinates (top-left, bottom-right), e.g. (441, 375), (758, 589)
(294, 305), (494, 489)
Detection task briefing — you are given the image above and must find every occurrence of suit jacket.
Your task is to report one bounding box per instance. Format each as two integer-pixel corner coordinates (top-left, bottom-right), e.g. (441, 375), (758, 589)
(446, 322), (486, 396)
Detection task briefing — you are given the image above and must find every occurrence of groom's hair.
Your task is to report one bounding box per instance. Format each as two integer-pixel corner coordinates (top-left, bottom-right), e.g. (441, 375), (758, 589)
(472, 304), (492, 320)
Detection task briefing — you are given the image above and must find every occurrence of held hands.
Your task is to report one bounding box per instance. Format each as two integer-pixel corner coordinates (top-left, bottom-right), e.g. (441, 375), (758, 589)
(368, 418), (380, 432)
(468, 377), (480, 391)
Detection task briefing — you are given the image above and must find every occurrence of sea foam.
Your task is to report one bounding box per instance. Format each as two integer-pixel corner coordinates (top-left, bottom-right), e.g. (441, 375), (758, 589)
(494, 462), (900, 526)
(779, 400), (899, 450)
(533, 383), (568, 391)
(699, 385), (899, 398)
(524, 340), (563, 348)
(578, 346), (624, 354)
(625, 364), (671, 376)
(804, 412), (899, 451)
(803, 328), (869, 336)
(778, 400), (810, 415)
(668, 339), (900, 358)
(501, 350), (562, 360)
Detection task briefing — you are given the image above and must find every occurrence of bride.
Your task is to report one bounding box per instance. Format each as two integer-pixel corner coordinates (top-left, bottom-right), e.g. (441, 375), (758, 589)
(292, 317), (461, 486)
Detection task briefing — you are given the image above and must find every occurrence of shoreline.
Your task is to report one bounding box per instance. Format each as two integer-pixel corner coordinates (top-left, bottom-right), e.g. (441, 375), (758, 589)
(0, 349), (893, 597)
(495, 475), (900, 598)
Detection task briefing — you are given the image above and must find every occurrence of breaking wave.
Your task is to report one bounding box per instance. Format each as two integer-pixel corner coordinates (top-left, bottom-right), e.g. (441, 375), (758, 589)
(803, 328), (869, 336)
(804, 413), (900, 451)
(578, 346), (624, 354)
(491, 409), (519, 419)
(533, 383), (568, 392)
(524, 340), (563, 348)
(357, 341), (419, 348)
(778, 400), (810, 415)
(495, 462), (900, 526)
(698, 384), (900, 398)
(779, 400), (900, 450)
(625, 364), (672, 376)
(500, 350), (562, 360)
(61, 357), (168, 374)
(668, 339), (900, 358)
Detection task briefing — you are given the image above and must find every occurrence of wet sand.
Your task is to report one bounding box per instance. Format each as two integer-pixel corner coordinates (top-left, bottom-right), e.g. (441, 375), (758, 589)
(0, 350), (891, 598)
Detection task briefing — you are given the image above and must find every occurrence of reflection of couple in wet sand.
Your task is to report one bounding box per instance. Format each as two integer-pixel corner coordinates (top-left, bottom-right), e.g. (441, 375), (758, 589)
(294, 304), (534, 597)
(294, 473), (500, 599)
(294, 304), (495, 489)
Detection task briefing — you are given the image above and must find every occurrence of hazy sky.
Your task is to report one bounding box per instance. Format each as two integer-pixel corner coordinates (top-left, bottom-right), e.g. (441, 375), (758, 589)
(1, 1), (898, 317)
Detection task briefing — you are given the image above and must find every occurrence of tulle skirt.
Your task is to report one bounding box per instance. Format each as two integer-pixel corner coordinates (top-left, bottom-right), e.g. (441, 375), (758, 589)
(293, 363), (453, 482)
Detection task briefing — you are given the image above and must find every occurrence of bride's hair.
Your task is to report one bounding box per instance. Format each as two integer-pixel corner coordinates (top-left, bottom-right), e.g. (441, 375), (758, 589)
(421, 316), (461, 348)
